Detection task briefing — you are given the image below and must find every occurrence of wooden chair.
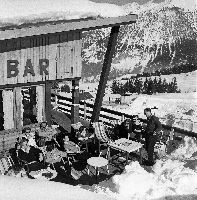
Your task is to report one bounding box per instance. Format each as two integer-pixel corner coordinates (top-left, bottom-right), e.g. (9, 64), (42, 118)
(92, 122), (111, 154)
(0, 155), (14, 175)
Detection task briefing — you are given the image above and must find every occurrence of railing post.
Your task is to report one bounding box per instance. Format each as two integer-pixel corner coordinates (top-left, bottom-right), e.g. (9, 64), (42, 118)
(55, 94), (58, 105)
(169, 128), (174, 140)
(71, 79), (79, 124)
(121, 114), (125, 123)
(84, 101), (87, 120)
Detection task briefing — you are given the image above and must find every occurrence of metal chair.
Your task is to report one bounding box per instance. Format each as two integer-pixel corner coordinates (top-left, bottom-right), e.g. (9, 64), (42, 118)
(0, 155), (14, 175)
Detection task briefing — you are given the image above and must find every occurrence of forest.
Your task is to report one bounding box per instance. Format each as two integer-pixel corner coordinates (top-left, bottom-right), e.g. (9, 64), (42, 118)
(111, 76), (180, 95)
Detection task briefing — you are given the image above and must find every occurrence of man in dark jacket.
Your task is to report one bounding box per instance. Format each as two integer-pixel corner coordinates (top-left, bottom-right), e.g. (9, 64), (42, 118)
(144, 108), (162, 166)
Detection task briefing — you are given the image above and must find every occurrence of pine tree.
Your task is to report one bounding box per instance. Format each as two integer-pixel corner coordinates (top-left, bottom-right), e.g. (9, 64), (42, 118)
(162, 78), (168, 93)
(157, 77), (163, 93)
(172, 77), (180, 93)
(152, 77), (157, 94)
(143, 77), (149, 94)
(147, 77), (153, 94)
(128, 78), (135, 93)
(111, 80), (118, 94)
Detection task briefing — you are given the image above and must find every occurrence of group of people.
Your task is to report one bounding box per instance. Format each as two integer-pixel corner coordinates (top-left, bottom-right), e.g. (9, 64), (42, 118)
(8, 108), (162, 179)
(8, 121), (90, 181)
(112, 108), (162, 166)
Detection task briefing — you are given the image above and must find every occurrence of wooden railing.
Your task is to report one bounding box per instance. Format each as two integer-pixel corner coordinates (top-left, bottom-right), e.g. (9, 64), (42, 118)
(51, 93), (197, 139)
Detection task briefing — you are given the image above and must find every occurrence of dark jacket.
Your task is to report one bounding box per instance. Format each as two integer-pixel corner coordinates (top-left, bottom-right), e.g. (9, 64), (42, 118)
(18, 146), (41, 163)
(145, 115), (162, 136)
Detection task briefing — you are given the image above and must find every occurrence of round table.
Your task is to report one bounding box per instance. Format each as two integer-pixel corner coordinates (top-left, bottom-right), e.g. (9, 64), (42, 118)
(29, 168), (57, 181)
(87, 157), (108, 183)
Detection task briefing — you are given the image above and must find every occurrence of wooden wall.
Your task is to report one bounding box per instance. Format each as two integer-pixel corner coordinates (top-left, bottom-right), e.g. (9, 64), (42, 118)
(0, 31), (82, 86)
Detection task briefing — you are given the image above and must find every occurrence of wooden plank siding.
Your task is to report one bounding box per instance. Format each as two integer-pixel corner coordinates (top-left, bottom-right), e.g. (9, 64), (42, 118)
(0, 31), (82, 87)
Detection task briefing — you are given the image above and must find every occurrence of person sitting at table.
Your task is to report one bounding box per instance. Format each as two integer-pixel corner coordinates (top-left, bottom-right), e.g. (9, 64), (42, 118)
(17, 137), (45, 172)
(45, 141), (70, 173)
(63, 136), (80, 153)
(129, 115), (143, 141)
(22, 127), (38, 147)
(35, 121), (48, 147)
(113, 120), (129, 139)
(63, 135), (89, 168)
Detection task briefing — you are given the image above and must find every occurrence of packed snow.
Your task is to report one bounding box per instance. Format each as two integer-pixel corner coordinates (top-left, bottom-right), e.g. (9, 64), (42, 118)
(0, 175), (114, 200)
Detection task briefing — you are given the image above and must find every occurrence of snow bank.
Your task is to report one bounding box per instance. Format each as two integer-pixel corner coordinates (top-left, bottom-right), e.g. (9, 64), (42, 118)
(94, 137), (197, 200)
(0, 175), (114, 200)
(0, 0), (125, 27)
(95, 159), (197, 200)
(167, 136), (197, 161)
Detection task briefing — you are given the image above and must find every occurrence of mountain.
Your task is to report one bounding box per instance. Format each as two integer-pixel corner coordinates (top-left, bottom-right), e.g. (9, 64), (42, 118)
(81, 0), (197, 82)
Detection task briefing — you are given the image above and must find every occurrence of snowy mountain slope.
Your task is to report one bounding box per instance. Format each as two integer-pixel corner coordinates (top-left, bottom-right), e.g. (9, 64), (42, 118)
(82, 0), (197, 80)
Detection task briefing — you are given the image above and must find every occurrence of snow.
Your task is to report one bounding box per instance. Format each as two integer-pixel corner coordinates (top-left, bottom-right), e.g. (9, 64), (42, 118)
(0, 0), (126, 27)
(0, 175), (114, 200)
(93, 137), (197, 200)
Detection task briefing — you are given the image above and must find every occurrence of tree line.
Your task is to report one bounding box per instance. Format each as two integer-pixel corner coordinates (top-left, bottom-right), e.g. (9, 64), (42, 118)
(111, 76), (180, 95)
(135, 63), (197, 78)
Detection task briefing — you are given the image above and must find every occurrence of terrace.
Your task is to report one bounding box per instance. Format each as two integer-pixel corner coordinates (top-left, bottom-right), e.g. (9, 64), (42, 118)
(0, 2), (197, 199)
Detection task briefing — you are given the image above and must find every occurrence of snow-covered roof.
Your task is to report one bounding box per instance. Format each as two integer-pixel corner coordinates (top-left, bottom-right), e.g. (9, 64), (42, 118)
(0, 15), (137, 41)
(0, 0), (125, 24)
(0, 0), (137, 40)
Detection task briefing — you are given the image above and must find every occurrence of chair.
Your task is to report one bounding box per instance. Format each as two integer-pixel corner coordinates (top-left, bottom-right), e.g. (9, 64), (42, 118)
(92, 122), (111, 154)
(0, 155), (14, 175)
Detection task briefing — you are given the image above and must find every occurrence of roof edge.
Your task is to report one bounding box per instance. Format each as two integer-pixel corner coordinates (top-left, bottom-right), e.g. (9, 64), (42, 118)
(0, 14), (137, 41)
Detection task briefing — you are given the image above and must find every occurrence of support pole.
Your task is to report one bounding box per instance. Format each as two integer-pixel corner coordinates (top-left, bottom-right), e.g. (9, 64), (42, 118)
(71, 79), (80, 124)
(45, 81), (52, 127)
(91, 26), (120, 123)
(84, 101), (87, 120)
(13, 87), (23, 129)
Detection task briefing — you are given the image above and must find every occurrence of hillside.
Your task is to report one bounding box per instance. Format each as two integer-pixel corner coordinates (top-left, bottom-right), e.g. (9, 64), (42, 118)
(81, 0), (197, 80)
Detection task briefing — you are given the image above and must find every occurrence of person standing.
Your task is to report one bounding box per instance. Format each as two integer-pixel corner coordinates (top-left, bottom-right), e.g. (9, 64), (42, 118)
(144, 108), (162, 166)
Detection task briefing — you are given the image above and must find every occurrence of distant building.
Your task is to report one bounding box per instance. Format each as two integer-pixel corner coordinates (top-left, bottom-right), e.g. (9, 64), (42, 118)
(103, 93), (121, 104)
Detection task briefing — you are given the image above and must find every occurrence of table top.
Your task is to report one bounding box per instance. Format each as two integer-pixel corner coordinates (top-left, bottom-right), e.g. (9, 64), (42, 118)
(78, 134), (94, 141)
(29, 168), (57, 181)
(87, 157), (108, 168)
(108, 138), (143, 153)
(45, 149), (67, 164)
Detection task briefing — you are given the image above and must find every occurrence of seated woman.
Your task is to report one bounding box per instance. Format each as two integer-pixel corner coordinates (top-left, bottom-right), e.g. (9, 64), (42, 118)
(129, 115), (143, 141)
(22, 127), (38, 147)
(17, 137), (45, 172)
(35, 122), (48, 147)
(35, 122), (57, 147)
(63, 136), (80, 154)
(45, 141), (69, 173)
(63, 135), (89, 170)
